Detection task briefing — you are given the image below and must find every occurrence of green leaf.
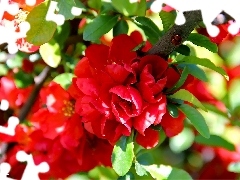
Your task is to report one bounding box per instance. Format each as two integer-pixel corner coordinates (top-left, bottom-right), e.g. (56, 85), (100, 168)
(136, 0), (146, 16)
(83, 15), (118, 42)
(178, 56), (229, 80)
(167, 167), (193, 180)
(182, 64), (208, 82)
(159, 11), (177, 31)
(167, 103), (179, 118)
(54, 21), (70, 48)
(87, 0), (101, 10)
(39, 39), (61, 68)
(53, 73), (75, 89)
(113, 20), (129, 37)
(195, 135), (235, 151)
(166, 67), (188, 92)
(135, 161), (148, 176)
(170, 128), (195, 153)
(187, 33), (218, 53)
(14, 70), (34, 88)
(178, 104), (210, 138)
(57, 0), (85, 20)
(169, 89), (208, 111)
(26, 0), (57, 45)
(228, 162), (240, 173)
(175, 45), (190, 56)
(117, 172), (135, 180)
(112, 0), (138, 16)
(202, 103), (228, 118)
(142, 164), (193, 180)
(0, 64), (8, 76)
(112, 134), (134, 176)
(135, 16), (162, 44)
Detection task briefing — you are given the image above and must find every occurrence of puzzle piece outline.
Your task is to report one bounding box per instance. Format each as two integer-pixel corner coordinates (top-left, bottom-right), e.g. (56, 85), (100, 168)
(0, 151), (49, 180)
(150, 0), (240, 37)
(0, 100), (19, 136)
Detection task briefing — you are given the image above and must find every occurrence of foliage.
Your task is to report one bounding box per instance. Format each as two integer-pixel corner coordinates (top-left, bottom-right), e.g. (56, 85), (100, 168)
(0, 0), (240, 180)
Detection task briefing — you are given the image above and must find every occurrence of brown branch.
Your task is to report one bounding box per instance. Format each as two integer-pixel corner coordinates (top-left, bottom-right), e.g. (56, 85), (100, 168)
(18, 66), (52, 122)
(146, 10), (203, 58)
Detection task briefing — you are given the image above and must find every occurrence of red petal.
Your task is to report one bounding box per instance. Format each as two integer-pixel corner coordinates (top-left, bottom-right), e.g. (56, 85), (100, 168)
(109, 34), (137, 65)
(161, 110), (185, 137)
(40, 82), (70, 113)
(138, 55), (168, 79)
(75, 78), (99, 96)
(136, 128), (159, 149)
(106, 64), (131, 84)
(134, 96), (166, 135)
(138, 65), (167, 102)
(85, 44), (109, 70)
(60, 114), (84, 150)
(130, 31), (144, 44)
(110, 85), (143, 118)
(74, 57), (93, 78)
(165, 67), (180, 89)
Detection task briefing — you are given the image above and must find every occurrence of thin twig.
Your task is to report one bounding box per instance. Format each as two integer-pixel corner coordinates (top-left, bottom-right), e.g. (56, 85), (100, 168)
(146, 10), (203, 58)
(18, 66), (52, 122)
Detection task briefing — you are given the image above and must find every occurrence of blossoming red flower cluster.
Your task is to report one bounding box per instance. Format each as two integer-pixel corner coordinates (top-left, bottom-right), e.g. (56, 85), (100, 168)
(70, 31), (189, 148)
(0, 31), (195, 179)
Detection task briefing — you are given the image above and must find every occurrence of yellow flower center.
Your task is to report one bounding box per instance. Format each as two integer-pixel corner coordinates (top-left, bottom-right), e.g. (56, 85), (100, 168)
(62, 100), (75, 117)
(15, 9), (29, 24)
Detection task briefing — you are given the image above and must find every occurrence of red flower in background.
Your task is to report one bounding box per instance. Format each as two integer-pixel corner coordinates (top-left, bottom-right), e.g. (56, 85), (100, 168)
(1, 81), (113, 179)
(1, 0), (40, 53)
(72, 31), (189, 148)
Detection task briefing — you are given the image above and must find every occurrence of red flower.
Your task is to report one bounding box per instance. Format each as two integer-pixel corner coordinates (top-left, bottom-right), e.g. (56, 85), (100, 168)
(30, 82), (76, 139)
(72, 32), (185, 148)
(136, 127), (159, 149)
(161, 110), (185, 137)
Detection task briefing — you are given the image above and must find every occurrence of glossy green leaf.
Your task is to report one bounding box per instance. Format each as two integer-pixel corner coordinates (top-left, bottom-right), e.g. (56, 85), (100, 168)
(113, 20), (129, 37)
(159, 11), (177, 31)
(169, 89), (208, 111)
(14, 70), (34, 88)
(26, 0), (57, 45)
(136, 0), (147, 16)
(112, 134), (134, 176)
(187, 33), (218, 53)
(53, 73), (75, 89)
(87, 0), (101, 10)
(57, 0), (85, 20)
(195, 135), (235, 151)
(175, 45), (190, 56)
(178, 56), (229, 80)
(135, 16), (162, 43)
(167, 67), (188, 92)
(83, 15), (118, 42)
(167, 103), (179, 118)
(178, 104), (210, 138)
(112, 0), (138, 16)
(170, 128), (195, 153)
(135, 161), (148, 176)
(54, 21), (70, 48)
(142, 164), (193, 180)
(117, 172), (135, 180)
(39, 39), (61, 68)
(202, 103), (228, 118)
(228, 162), (240, 173)
(0, 64), (8, 76)
(184, 64), (208, 82)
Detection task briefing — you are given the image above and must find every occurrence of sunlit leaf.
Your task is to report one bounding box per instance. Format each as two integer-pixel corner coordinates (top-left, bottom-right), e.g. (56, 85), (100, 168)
(112, 133), (134, 176)
(39, 39), (61, 68)
(169, 89), (208, 111)
(195, 135), (235, 151)
(178, 104), (210, 138)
